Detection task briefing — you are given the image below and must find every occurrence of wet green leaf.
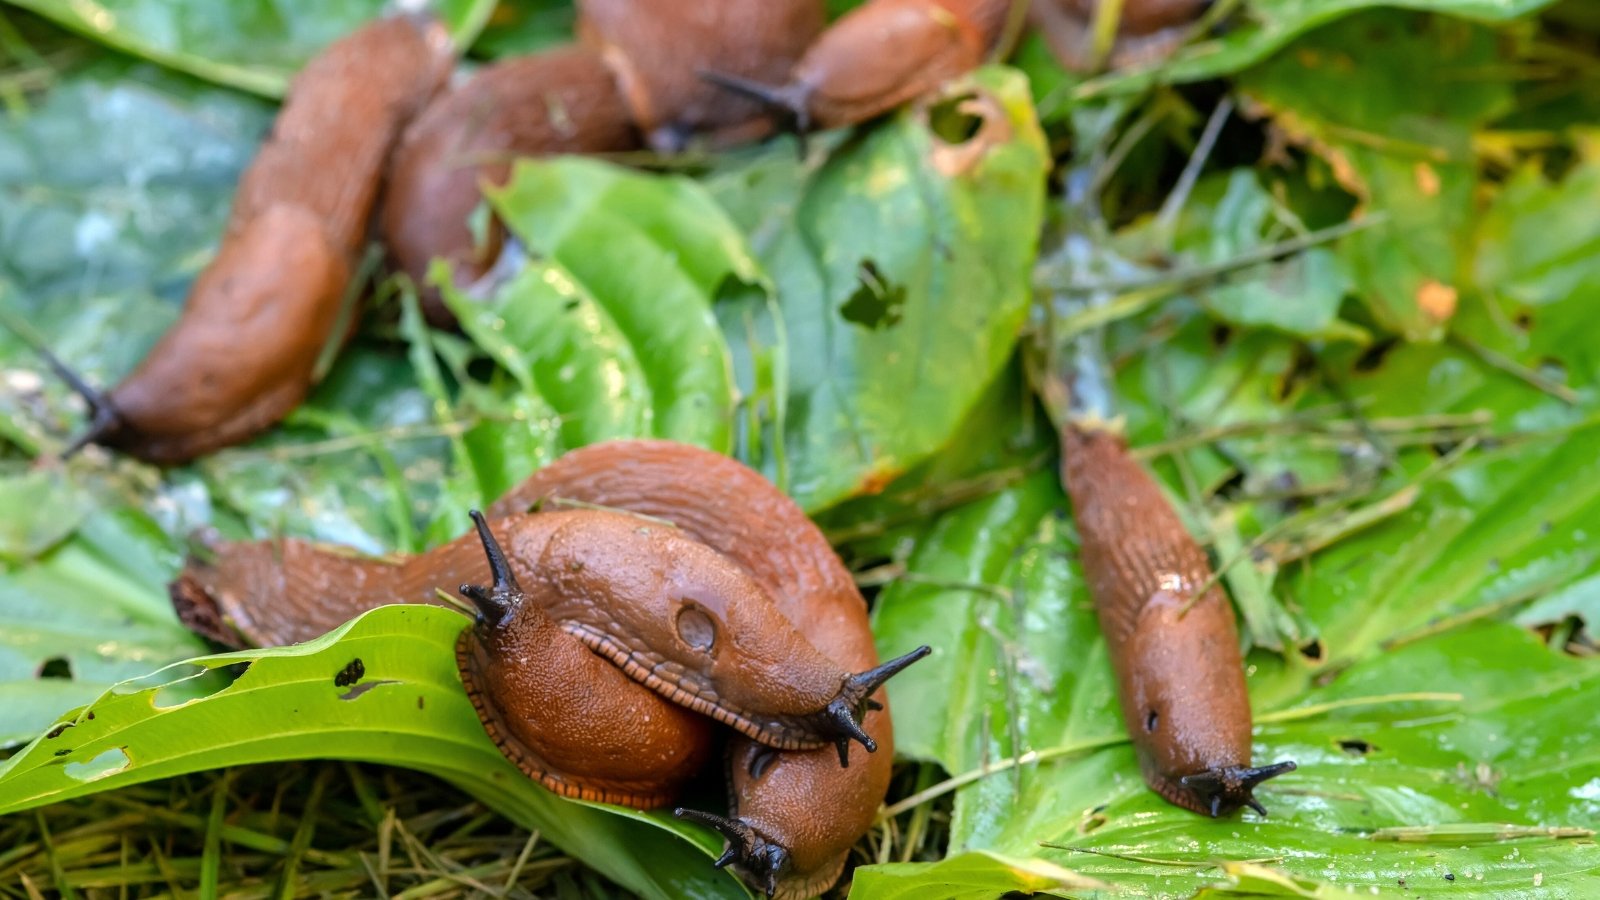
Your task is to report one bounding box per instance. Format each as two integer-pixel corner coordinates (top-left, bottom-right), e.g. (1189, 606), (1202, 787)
(1041, 0), (1558, 114)
(708, 67), (1048, 511)
(0, 506), (212, 747)
(431, 157), (747, 510)
(1238, 12), (1513, 340)
(0, 605), (745, 900)
(1168, 170), (1361, 341)
(0, 0), (496, 96)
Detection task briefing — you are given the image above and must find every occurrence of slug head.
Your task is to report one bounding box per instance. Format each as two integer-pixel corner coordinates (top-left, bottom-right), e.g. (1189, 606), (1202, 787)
(458, 510), (521, 628)
(1179, 761), (1297, 817)
(674, 808), (790, 898)
(698, 69), (813, 149)
(0, 315), (123, 456)
(818, 645), (931, 766)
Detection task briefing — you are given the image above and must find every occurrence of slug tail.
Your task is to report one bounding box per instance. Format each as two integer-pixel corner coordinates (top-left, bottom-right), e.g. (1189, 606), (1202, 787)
(1179, 760), (1297, 817)
(458, 510), (519, 626)
(674, 808), (790, 898)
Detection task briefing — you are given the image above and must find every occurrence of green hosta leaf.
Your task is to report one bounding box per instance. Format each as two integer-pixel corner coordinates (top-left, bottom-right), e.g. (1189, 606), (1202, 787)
(0, 507), (212, 747)
(1037, 0), (1558, 115)
(0, 0), (496, 96)
(872, 472), (1600, 897)
(435, 157), (748, 509)
(0, 605), (744, 900)
(0, 60), (270, 396)
(708, 66), (1048, 511)
(0, 469), (89, 562)
(1167, 170), (1361, 341)
(1238, 11), (1513, 341)
(1473, 157), (1600, 309)
(851, 851), (1106, 899)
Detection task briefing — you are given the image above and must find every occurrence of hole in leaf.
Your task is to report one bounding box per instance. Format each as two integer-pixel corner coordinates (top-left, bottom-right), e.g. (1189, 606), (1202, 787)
(339, 680), (398, 701)
(37, 657), (72, 680)
(839, 261), (905, 330)
(152, 663), (243, 709)
(1277, 345), (1317, 401)
(1210, 324), (1234, 348)
(1299, 640), (1325, 661)
(1353, 337), (1398, 373)
(334, 658), (365, 688)
(1538, 357), (1568, 385)
(1337, 738), (1377, 756)
(926, 92), (983, 144)
(64, 746), (131, 782)
(1512, 310), (1533, 332)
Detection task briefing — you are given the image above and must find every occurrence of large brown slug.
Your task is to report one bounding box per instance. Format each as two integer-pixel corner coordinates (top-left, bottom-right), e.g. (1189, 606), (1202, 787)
(490, 440), (924, 899)
(173, 440), (920, 898)
(379, 47), (641, 325)
(48, 16), (453, 463)
(701, 0), (1013, 134)
(1059, 422), (1294, 817)
(176, 509), (718, 808)
(577, 0), (825, 151)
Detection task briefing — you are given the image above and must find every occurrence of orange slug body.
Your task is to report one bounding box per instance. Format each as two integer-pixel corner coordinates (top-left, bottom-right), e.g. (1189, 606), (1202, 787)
(379, 47), (641, 325)
(577, 0), (825, 150)
(700, 0), (1012, 133)
(1028, 0), (1210, 72)
(83, 16), (454, 464)
(172, 440), (909, 899)
(1059, 423), (1293, 817)
(175, 511), (718, 808)
(491, 441), (902, 900)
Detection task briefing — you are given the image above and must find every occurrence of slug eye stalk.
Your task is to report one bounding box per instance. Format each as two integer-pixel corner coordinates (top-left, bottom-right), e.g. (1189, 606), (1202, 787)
(1180, 760), (1297, 817)
(673, 808), (790, 898)
(698, 68), (814, 156)
(458, 510), (521, 627)
(821, 645), (931, 766)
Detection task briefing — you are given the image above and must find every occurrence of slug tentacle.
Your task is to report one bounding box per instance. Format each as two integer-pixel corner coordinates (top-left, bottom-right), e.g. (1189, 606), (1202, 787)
(458, 510), (519, 626)
(1179, 761), (1297, 817)
(698, 69), (814, 136)
(819, 645), (932, 765)
(673, 808), (790, 898)
(1, 317), (125, 456)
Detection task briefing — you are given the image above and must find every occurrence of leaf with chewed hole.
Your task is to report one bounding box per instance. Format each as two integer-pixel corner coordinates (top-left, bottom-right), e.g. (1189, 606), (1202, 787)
(0, 605), (744, 900)
(0, 506), (214, 748)
(706, 67), (1048, 511)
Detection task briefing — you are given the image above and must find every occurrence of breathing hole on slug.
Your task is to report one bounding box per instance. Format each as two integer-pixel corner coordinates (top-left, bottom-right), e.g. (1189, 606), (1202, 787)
(926, 92), (984, 144)
(37, 657), (73, 680)
(675, 604), (718, 654)
(1145, 710), (1159, 733)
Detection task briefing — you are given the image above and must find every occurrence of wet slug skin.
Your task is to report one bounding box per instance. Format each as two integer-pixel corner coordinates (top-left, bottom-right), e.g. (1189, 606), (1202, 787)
(1060, 423), (1294, 816)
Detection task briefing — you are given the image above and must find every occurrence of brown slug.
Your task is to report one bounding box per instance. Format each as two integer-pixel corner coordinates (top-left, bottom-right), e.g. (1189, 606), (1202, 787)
(175, 509), (720, 807)
(1059, 422), (1294, 817)
(378, 46), (642, 326)
(41, 16), (454, 463)
(1028, 0), (1210, 71)
(577, 0), (825, 151)
(490, 440), (927, 899)
(173, 440), (920, 898)
(700, 0), (1014, 134)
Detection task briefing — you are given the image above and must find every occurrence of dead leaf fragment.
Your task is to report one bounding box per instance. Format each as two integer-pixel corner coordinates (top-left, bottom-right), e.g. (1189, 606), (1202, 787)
(1416, 280), (1458, 324)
